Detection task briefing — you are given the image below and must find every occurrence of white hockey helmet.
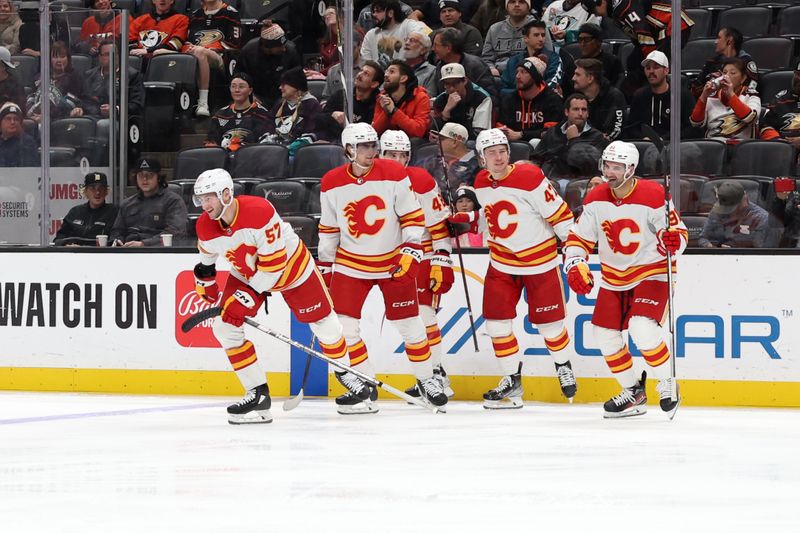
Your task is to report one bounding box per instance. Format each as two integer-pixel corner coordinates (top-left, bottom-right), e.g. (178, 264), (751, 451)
(341, 122), (379, 161)
(380, 130), (411, 157)
(600, 141), (639, 176)
(193, 168), (235, 220)
(475, 128), (509, 159)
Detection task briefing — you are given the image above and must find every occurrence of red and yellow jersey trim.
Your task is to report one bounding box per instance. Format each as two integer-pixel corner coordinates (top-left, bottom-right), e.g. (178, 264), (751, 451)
(335, 246), (399, 274)
(428, 220), (450, 242)
(399, 209), (425, 229)
(270, 242), (312, 292)
(546, 202), (574, 227)
(488, 237), (558, 268)
(257, 248), (288, 274)
(318, 224), (340, 234)
(565, 232), (596, 255)
(601, 259), (677, 287)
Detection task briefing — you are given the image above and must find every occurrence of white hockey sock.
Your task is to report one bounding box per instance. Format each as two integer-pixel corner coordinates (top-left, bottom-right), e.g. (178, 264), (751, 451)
(198, 89), (209, 106)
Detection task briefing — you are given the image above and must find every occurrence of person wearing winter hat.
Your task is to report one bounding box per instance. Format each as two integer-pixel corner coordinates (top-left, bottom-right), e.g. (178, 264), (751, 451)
(0, 101), (38, 166)
(438, 0), (483, 56)
(501, 19), (564, 94)
(498, 55), (563, 145)
(451, 185), (485, 248)
(262, 66), (323, 148)
(234, 22), (302, 108)
(481, 0), (536, 77)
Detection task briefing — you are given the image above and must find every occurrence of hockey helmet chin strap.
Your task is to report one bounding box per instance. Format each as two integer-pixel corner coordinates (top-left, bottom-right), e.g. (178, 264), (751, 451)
(348, 143), (377, 172)
(603, 164), (636, 193)
(212, 188), (235, 221)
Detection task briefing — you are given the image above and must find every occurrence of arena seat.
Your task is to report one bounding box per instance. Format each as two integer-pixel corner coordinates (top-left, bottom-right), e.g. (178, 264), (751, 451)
(230, 144), (290, 179)
(307, 80), (326, 102)
(410, 143), (440, 168)
(231, 177), (268, 195)
(699, 178), (763, 212)
(681, 39), (717, 74)
(50, 117), (96, 150)
(676, 140), (727, 177)
(564, 179), (589, 213)
(71, 54), (92, 80)
(282, 215), (319, 249)
(47, 147), (77, 167)
(11, 54), (39, 91)
(686, 8), (713, 40)
(742, 38), (794, 73)
(509, 141), (530, 163)
(681, 214), (708, 247)
(777, 5), (800, 36)
(143, 55), (199, 151)
(291, 144), (347, 178)
(759, 70), (794, 103)
(252, 180), (309, 216)
(716, 7), (772, 39)
(173, 147), (229, 181)
(307, 181), (321, 216)
(730, 140), (797, 178)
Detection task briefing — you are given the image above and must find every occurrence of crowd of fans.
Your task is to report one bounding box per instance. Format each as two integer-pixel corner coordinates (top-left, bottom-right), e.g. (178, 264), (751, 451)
(0, 0), (798, 249)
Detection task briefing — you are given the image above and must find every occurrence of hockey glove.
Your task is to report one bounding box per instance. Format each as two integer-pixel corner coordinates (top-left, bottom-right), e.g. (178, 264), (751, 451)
(390, 244), (423, 281)
(221, 285), (260, 327)
(448, 211), (479, 224)
(564, 257), (594, 295)
(317, 261), (333, 287)
(194, 262), (219, 304)
(429, 250), (454, 294)
(657, 228), (682, 256)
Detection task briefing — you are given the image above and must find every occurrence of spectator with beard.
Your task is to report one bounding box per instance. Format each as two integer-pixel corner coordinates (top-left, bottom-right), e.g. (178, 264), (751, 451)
(205, 73), (270, 152)
(502, 20), (563, 94)
(403, 30), (438, 97)
(571, 57), (625, 140)
(498, 56), (563, 144)
(372, 59), (431, 139)
(431, 62), (492, 140)
(360, 0), (426, 69)
(318, 61), (385, 141)
(357, 0), (414, 32)
(431, 27), (497, 103)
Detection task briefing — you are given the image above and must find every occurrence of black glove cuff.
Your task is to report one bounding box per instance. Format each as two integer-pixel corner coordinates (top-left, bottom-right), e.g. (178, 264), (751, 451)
(194, 262), (216, 279)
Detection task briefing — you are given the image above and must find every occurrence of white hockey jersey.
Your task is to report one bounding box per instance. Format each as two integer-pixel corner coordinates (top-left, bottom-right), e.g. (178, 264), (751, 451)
(196, 195), (313, 293)
(407, 165), (452, 257)
(564, 179), (689, 291)
(318, 159), (426, 279)
(474, 163), (574, 275)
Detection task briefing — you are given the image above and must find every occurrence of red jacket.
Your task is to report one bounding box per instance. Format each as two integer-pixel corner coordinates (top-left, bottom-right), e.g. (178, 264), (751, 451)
(372, 86), (431, 139)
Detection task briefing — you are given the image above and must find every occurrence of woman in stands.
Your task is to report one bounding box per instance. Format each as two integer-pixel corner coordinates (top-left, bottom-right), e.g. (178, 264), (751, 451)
(205, 73), (270, 152)
(26, 41), (86, 123)
(0, 0), (21, 54)
(690, 57), (760, 142)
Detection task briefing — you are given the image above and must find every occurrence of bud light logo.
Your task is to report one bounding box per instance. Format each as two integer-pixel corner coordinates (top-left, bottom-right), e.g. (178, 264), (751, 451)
(174, 270), (229, 347)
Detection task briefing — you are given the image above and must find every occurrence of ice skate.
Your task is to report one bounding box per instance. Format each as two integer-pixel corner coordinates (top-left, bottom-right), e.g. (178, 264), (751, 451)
(483, 369), (523, 410)
(335, 371), (379, 415)
(603, 372), (647, 419)
(404, 365), (453, 403)
(416, 375), (448, 410)
(657, 377), (681, 419)
(555, 361), (577, 403)
(227, 384), (272, 424)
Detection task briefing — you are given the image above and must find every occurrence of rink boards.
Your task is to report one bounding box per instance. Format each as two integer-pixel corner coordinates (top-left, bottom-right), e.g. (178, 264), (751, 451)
(0, 251), (797, 407)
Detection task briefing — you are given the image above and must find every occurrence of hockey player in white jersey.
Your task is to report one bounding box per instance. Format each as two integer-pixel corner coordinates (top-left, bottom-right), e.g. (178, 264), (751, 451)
(450, 128), (578, 408)
(563, 141), (687, 418)
(317, 123), (449, 413)
(379, 130), (456, 398)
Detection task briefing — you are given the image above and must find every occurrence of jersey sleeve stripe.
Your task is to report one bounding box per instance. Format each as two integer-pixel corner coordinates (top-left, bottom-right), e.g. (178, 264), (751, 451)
(318, 224), (340, 234)
(545, 203), (574, 226)
(565, 232), (595, 254)
(427, 220), (451, 241)
(257, 249), (289, 273)
(399, 209), (426, 228)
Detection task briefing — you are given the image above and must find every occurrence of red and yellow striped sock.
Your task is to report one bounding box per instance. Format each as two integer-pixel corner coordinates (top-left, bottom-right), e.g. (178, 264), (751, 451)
(492, 334), (519, 359)
(348, 340), (369, 366)
(405, 338), (431, 363)
(604, 345), (633, 374)
(641, 341), (670, 368)
(226, 341), (257, 371)
(319, 336), (348, 360)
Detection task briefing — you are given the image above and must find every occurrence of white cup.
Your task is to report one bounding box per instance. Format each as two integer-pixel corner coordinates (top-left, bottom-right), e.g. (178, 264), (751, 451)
(96, 234), (108, 247)
(161, 233), (173, 247)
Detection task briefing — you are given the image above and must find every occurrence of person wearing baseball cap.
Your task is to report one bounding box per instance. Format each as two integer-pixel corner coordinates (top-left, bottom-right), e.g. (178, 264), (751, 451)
(0, 101), (38, 166)
(498, 55), (563, 145)
(54, 173), (119, 246)
(235, 21), (302, 108)
(432, 62), (492, 140)
(429, 122), (480, 188)
(438, 0), (483, 56)
(481, 0), (537, 77)
(699, 181), (777, 248)
(0, 46), (24, 112)
(624, 49), (695, 140)
(109, 157), (188, 247)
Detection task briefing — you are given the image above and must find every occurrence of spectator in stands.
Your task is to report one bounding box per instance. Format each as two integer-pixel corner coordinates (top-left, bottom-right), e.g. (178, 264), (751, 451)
(204, 73), (269, 152)
(452, 185), (484, 247)
(692, 26), (756, 99)
(438, 0), (483, 56)
(110, 157), (188, 247)
(699, 181), (777, 248)
(624, 51), (695, 141)
(431, 62), (492, 139)
(571, 175), (604, 218)
(182, 0), (241, 117)
(83, 40), (145, 118)
(760, 63), (800, 148)
(27, 41), (87, 123)
(532, 92), (607, 179)
(769, 179), (800, 247)
(429, 122), (480, 188)
(481, 0), (536, 77)
(322, 30), (362, 101)
(403, 30), (438, 97)
(572, 58), (625, 140)
(498, 56), (562, 145)
(0, 0), (21, 54)
(501, 20), (564, 94)
(77, 0), (132, 57)
(319, 61), (385, 142)
(261, 66), (322, 153)
(372, 59), (431, 139)
(0, 101), (37, 166)
(470, 0), (506, 36)
(18, 6), (70, 57)
(572, 23), (622, 88)
(690, 57), (760, 142)
(0, 46), (25, 112)
(54, 172), (119, 247)
(318, 6), (342, 76)
(360, 0), (426, 69)
(357, 0), (414, 32)
(237, 23), (302, 109)
(432, 27), (496, 102)
(542, 0), (600, 50)
(129, 0), (189, 58)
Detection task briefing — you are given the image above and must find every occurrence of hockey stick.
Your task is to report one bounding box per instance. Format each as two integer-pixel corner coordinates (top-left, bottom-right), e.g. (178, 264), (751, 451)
(434, 133), (479, 351)
(641, 126), (680, 417)
(180, 308), (442, 413)
(282, 334), (315, 411)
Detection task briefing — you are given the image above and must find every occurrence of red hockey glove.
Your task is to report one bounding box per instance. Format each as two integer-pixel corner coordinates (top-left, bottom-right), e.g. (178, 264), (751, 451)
(429, 250), (454, 294)
(221, 285), (260, 327)
(657, 228), (682, 256)
(448, 211), (479, 224)
(194, 262), (218, 304)
(564, 257), (594, 295)
(317, 261), (333, 287)
(390, 245), (423, 281)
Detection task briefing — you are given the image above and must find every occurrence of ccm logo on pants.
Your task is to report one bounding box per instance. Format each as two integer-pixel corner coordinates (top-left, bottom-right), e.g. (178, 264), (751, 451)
(535, 304), (560, 313)
(299, 302), (323, 314)
(392, 300), (415, 308)
(633, 298), (659, 306)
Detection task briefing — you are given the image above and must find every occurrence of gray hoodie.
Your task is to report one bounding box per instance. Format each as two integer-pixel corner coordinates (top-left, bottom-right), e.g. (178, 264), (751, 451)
(481, 14), (537, 74)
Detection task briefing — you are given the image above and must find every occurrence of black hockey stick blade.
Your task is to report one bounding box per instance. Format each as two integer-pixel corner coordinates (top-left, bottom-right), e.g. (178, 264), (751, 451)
(181, 306), (222, 333)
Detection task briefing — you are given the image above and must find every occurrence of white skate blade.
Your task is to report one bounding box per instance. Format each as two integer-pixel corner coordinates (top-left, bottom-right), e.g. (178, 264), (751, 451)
(483, 396), (523, 410)
(420, 397), (447, 413)
(567, 397), (574, 404)
(664, 395), (681, 420)
(337, 401), (380, 415)
(444, 385), (455, 398)
(228, 409), (273, 425)
(603, 405), (647, 419)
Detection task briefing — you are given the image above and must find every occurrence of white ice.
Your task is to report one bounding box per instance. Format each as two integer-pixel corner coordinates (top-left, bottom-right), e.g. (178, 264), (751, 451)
(1, 392), (798, 532)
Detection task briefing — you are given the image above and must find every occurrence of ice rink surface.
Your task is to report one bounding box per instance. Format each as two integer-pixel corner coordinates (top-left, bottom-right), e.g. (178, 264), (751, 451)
(1, 392), (798, 532)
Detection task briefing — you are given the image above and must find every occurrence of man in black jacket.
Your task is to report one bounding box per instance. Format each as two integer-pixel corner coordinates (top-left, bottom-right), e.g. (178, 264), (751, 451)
(235, 23), (302, 109)
(572, 57), (625, 140)
(54, 172), (119, 246)
(83, 41), (145, 118)
(431, 27), (497, 104)
(498, 56), (563, 144)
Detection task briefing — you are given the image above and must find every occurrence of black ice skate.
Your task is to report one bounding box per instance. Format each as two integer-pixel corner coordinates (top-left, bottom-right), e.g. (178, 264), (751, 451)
(555, 361), (577, 403)
(656, 377), (681, 419)
(483, 364), (523, 409)
(227, 383), (272, 424)
(335, 371), (379, 415)
(416, 375), (448, 410)
(405, 366), (454, 402)
(603, 372), (647, 419)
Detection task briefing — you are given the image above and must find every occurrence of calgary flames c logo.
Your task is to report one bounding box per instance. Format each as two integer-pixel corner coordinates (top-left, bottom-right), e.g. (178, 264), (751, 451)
(484, 201), (518, 240)
(225, 243), (258, 279)
(343, 196), (386, 238)
(602, 219), (641, 255)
